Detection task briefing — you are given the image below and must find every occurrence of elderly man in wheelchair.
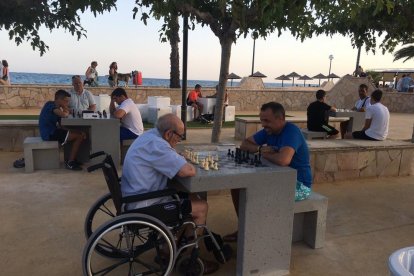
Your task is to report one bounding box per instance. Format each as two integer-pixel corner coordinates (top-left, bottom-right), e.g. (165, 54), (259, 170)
(82, 114), (231, 276)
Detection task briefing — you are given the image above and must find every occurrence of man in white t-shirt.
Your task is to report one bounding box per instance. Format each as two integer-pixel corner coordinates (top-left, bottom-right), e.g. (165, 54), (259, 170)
(346, 89), (389, 141)
(340, 84), (371, 138)
(109, 88), (144, 141)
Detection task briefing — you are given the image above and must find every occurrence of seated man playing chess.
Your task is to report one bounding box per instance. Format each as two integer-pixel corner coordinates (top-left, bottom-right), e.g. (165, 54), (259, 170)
(223, 102), (312, 242)
(121, 113), (219, 274)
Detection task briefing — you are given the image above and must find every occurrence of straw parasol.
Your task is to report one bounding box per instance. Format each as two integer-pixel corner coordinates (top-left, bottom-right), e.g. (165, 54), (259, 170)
(286, 72), (301, 86)
(312, 73), (327, 86)
(227, 72), (241, 87)
(250, 71), (267, 78)
(327, 73), (340, 81)
(275, 74), (291, 87)
(298, 75), (313, 86)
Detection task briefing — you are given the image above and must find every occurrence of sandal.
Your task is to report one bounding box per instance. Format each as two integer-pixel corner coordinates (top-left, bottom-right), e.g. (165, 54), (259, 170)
(13, 158), (25, 168)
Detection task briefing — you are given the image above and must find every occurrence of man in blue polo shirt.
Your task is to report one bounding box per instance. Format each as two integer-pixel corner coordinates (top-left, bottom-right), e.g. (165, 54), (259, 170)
(223, 101), (312, 242)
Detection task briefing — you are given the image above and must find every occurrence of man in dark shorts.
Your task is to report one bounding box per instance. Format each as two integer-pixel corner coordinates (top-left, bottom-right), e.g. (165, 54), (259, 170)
(39, 90), (87, 170)
(307, 89), (339, 138)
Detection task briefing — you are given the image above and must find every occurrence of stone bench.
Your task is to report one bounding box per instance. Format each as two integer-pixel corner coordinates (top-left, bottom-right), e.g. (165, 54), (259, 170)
(308, 139), (414, 183)
(0, 120), (39, 151)
(235, 116), (349, 140)
(301, 129), (327, 140)
(23, 137), (60, 173)
(293, 192), (328, 249)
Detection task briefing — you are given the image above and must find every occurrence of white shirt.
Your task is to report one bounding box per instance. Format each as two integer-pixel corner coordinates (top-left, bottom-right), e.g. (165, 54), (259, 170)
(365, 102), (390, 140)
(68, 89), (95, 112)
(118, 98), (144, 136)
(355, 96), (371, 111)
(121, 128), (187, 209)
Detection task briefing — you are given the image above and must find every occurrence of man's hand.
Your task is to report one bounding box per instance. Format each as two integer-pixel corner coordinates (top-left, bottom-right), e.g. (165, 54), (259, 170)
(260, 145), (277, 153)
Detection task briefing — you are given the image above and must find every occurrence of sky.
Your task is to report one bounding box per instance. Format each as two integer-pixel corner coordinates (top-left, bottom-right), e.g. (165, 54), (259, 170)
(1, 2), (413, 84)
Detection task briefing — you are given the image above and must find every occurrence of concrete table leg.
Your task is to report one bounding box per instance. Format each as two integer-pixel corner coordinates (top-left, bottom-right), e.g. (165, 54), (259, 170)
(237, 173), (296, 276)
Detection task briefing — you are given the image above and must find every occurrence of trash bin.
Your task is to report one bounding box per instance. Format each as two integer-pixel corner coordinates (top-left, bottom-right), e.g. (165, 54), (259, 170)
(389, 246), (414, 276)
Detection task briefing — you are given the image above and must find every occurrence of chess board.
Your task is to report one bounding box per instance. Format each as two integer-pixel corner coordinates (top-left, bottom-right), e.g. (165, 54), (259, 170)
(184, 148), (267, 171)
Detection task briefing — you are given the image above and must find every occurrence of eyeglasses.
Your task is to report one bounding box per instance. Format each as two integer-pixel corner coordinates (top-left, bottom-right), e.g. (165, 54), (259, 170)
(172, 130), (185, 140)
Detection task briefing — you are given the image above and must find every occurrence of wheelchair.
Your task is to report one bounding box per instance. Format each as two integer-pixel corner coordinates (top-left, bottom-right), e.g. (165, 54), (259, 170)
(82, 152), (232, 275)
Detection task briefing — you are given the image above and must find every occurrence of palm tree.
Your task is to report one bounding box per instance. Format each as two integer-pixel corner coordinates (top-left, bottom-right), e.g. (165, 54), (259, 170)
(394, 44), (414, 62)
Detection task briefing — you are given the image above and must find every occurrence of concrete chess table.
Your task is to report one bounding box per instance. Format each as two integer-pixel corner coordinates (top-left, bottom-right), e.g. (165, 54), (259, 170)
(61, 117), (120, 167)
(330, 110), (365, 133)
(172, 145), (297, 276)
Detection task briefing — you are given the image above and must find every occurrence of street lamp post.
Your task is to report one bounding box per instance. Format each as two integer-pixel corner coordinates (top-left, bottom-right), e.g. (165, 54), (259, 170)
(251, 37), (256, 76)
(328, 54), (334, 81)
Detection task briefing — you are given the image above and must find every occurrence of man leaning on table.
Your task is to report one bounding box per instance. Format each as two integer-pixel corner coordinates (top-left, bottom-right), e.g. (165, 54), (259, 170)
(340, 84), (371, 138)
(345, 89), (389, 141)
(68, 75), (96, 113)
(109, 87), (144, 141)
(223, 101), (312, 242)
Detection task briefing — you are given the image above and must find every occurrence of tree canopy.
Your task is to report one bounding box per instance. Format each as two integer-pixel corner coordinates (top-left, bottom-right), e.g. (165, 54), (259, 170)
(0, 0), (117, 55)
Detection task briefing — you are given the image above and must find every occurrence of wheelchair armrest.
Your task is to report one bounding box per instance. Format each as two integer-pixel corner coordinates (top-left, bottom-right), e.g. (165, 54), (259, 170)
(89, 151), (107, 159)
(122, 189), (178, 204)
(87, 163), (106, 172)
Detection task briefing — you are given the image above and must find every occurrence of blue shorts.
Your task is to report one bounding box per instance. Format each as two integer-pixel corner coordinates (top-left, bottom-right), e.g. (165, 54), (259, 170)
(120, 126), (138, 141)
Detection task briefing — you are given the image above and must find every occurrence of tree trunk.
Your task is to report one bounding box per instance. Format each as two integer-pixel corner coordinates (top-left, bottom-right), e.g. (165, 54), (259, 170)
(211, 36), (233, 143)
(168, 14), (181, 88)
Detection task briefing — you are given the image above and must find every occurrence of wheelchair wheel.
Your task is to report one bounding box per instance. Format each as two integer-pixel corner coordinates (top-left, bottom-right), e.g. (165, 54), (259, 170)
(83, 213), (176, 276)
(84, 193), (115, 239)
(175, 255), (204, 276)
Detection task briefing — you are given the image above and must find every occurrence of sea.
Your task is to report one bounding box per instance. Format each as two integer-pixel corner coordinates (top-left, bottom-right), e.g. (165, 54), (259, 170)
(9, 72), (305, 88)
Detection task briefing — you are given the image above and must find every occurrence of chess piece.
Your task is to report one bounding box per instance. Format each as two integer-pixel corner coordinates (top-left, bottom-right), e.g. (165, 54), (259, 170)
(231, 151), (234, 158)
(72, 109), (75, 118)
(210, 161), (215, 169)
(103, 110), (107, 118)
(227, 149), (231, 157)
(213, 162), (218, 170)
(97, 111), (102, 118)
(204, 162), (210, 170)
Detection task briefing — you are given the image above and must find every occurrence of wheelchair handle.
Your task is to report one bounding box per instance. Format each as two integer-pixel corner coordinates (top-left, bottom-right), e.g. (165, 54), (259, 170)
(89, 151), (107, 159)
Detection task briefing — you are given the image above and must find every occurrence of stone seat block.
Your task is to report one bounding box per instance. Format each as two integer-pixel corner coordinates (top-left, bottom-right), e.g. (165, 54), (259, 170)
(293, 192), (328, 249)
(301, 129), (327, 140)
(23, 137), (60, 173)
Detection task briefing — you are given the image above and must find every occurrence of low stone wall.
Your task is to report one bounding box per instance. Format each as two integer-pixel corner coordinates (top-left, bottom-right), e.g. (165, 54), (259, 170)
(1, 77), (414, 113)
(309, 140), (414, 183)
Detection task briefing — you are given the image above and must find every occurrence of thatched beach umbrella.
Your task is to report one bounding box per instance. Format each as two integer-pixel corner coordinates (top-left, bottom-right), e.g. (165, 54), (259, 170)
(286, 72), (301, 86)
(275, 74), (291, 87)
(250, 71), (267, 78)
(227, 72), (241, 87)
(298, 75), (313, 86)
(327, 73), (340, 81)
(312, 73), (327, 86)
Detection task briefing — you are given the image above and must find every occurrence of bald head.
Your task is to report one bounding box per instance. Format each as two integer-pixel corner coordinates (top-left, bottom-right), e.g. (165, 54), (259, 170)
(156, 114), (183, 133)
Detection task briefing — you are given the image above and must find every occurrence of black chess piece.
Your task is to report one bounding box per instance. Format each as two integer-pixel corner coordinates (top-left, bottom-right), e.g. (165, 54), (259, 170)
(103, 110), (107, 118)
(254, 155), (259, 167)
(258, 151), (262, 165)
(72, 109), (75, 118)
(227, 149), (231, 157)
(231, 151), (234, 159)
(97, 111), (102, 118)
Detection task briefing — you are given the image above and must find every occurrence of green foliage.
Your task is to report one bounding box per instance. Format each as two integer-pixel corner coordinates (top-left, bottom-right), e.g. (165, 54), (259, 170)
(0, 0), (117, 55)
(394, 44), (414, 62)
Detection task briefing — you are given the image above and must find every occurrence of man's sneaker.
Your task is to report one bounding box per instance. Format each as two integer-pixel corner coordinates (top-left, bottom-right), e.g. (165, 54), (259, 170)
(65, 160), (82, 171)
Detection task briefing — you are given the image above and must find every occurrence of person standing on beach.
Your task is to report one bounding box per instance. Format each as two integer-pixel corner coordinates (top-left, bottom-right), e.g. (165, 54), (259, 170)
(39, 90), (87, 170)
(345, 89), (389, 141)
(108, 62), (118, 87)
(307, 89), (339, 138)
(84, 61), (99, 87)
(186, 84), (204, 121)
(0, 60), (10, 85)
(68, 75), (96, 113)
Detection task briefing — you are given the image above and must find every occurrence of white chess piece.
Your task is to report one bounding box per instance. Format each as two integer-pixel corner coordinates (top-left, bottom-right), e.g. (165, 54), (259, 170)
(204, 162), (209, 170)
(210, 161), (215, 169)
(213, 162), (218, 170)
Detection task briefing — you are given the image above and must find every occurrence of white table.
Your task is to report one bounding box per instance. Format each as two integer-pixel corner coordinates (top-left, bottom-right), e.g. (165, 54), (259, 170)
(330, 110), (365, 132)
(172, 145), (296, 276)
(198, 97), (216, 114)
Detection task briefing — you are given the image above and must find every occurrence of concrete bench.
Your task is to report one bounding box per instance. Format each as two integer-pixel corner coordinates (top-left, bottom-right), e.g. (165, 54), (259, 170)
(301, 129), (327, 140)
(23, 137), (60, 173)
(121, 139), (135, 164)
(293, 192), (328, 249)
(235, 116), (349, 140)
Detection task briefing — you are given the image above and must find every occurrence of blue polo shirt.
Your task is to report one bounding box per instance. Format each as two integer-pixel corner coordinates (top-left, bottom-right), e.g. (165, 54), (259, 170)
(39, 101), (60, 141)
(253, 122), (312, 187)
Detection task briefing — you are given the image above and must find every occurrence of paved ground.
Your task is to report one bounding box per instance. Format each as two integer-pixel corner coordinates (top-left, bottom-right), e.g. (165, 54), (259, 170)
(1, 109), (413, 275)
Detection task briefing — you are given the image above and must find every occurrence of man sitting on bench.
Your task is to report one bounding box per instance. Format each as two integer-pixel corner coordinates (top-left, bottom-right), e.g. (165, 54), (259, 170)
(39, 90), (87, 170)
(223, 102), (312, 242)
(307, 89), (338, 139)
